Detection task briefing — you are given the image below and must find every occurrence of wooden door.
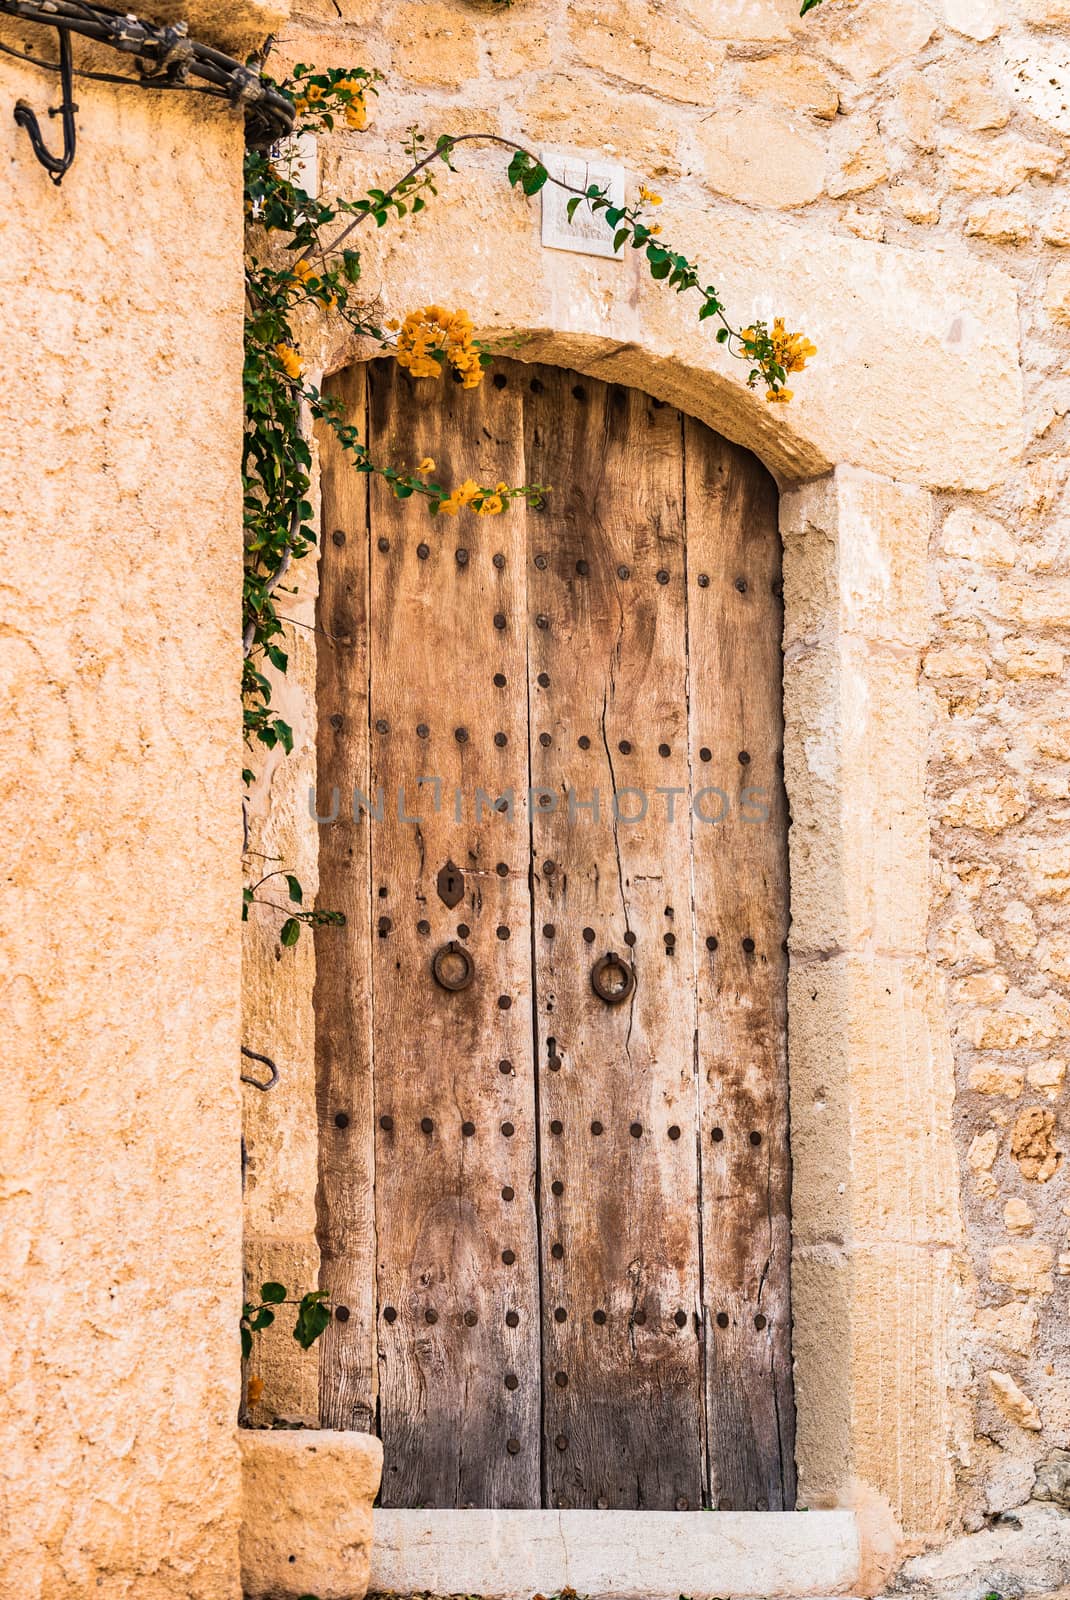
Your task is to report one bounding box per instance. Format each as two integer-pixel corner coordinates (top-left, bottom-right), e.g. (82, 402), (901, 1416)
(315, 358), (795, 1512)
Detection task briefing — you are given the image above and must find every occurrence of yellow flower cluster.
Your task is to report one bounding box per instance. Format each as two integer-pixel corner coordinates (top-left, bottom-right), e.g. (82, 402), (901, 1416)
(638, 185), (663, 205)
(390, 306), (484, 388)
(274, 342), (302, 380)
(770, 317), (817, 375)
(337, 78), (367, 130)
(437, 479), (509, 516)
(740, 315), (817, 404)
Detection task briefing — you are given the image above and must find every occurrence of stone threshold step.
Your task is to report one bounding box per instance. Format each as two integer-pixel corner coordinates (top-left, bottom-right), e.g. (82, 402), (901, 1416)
(371, 1507), (862, 1600)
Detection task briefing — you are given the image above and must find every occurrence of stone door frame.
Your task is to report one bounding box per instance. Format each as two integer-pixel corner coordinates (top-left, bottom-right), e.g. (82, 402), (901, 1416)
(246, 206), (1022, 1584)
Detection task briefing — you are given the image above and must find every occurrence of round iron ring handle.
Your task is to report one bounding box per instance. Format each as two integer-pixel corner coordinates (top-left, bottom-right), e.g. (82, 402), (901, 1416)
(432, 940), (476, 992)
(590, 950), (636, 1006)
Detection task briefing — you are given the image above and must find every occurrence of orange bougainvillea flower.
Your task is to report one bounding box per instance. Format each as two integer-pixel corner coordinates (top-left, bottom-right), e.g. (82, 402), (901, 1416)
(247, 1375), (264, 1405)
(392, 307), (485, 389)
(274, 343), (303, 380)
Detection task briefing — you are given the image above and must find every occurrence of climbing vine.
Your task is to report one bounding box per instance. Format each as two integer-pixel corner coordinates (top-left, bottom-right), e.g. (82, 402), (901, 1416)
(241, 71), (817, 946)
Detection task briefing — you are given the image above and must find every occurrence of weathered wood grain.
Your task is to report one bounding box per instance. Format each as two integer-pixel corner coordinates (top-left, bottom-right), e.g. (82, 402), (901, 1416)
(684, 422), (796, 1511)
(316, 359), (795, 1511)
(523, 368), (705, 1510)
(314, 364), (377, 1432)
(366, 359), (541, 1508)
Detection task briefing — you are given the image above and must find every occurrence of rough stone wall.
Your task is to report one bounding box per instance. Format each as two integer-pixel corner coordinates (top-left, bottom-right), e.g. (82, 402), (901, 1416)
(244, 0), (1070, 1552)
(0, 16), (257, 1595)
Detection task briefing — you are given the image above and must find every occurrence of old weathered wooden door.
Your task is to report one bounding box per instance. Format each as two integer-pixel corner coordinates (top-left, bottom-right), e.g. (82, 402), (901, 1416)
(315, 358), (794, 1512)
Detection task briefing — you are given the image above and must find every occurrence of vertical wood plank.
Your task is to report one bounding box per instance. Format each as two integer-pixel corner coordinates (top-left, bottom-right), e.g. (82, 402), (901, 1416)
(314, 365), (377, 1431)
(367, 359), (541, 1508)
(684, 422), (796, 1510)
(523, 368), (705, 1510)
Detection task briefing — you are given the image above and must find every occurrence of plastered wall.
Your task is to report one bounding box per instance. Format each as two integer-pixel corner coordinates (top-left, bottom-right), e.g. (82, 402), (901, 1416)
(0, 5), (267, 1589)
(244, 0), (1070, 1554)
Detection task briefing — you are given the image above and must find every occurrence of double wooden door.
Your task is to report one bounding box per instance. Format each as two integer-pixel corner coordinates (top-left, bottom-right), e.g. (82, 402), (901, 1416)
(315, 358), (794, 1512)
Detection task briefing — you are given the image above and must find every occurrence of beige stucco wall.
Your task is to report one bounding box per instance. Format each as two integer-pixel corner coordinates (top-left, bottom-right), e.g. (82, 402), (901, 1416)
(0, 0), (277, 1588)
(244, 0), (1070, 1563)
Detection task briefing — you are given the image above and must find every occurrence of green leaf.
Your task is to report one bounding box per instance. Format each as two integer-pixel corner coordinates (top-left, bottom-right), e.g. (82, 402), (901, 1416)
(566, 195), (584, 223)
(649, 257), (671, 280)
(280, 918), (301, 948)
(260, 1281), (288, 1304)
(613, 227), (630, 252)
(294, 1290), (332, 1349)
(521, 163), (548, 196)
(241, 1325), (252, 1360)
(715, 327), (730, 344)
(285, 875), (303, 904)
(250, 1307), (275, 1331)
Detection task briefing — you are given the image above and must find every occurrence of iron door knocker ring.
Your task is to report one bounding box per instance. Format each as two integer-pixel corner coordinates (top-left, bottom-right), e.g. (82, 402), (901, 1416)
(432, 940), (475, 992)
(590, 950), (636, 1005)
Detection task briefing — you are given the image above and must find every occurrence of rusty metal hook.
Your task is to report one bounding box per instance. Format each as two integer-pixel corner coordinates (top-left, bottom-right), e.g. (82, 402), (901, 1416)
(590, 950), (636, 1006)
(14, 25), (77, 185)
(240, 1045), (279, 1091)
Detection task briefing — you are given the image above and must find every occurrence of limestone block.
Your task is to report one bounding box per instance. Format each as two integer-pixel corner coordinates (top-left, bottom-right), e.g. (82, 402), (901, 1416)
(734, 53), (839, 118)
(890, 182), (940, 224)
(965, 205), (1031, 243)
(1017, 0), (1070, 18)
(1003, 38), (1070, 138)
(1043, 206), (1070, 246)
(789, 956), (958, 1246)
(969, 989), (1070, 1050)
(988, 1370), (1043, 1430)
(1004, 638), (1065, 678)
(985, 1452), (1036, 1513)
(944, 71), (1012, 131)
(968, 1129), (1000, 1170)
(967, 1062), (1025, 1097)
(989, 1240), (1055, 1293)
(826, 115), (888, 199)
(935, 910), (997, 968)
(791, 1242), (957, 1538)
(1011, 1105), (1061, 1181)
(941, 507), (1016, 566)
(1001, 901), (1037, 956)
(954, 972), (1008, 1004)
(1045, 263), (1070, 328)
(680, 0), (799, 41)
(941, 779), (1029, 832)
(240, 1430), (383, 1600)
(943, 0), (1002, 36)
(1002, 582), (1070, 629)
(243, 1235), (322, 1424)
(487, 23), (552, 78)
(1004, 1198), (1035, 1235)
(1027, 842), (1070, 900)
(976, 1300), (1039, 1354)
(1028, 1058), (1068, 1097)
(897, 73), (938, 148)
(1034, 1448), (1070, 1507)
(1039, 935), (1070, 979)
(568, 1), (727, 102)
(137, 0), (289, 52)
(941, 132), (1062, 193)
(695, 107), (826, 208)
(516, 79), (682, 173)
(924, 647), (989, 678)
(386, 4), (479, 87)
(817, 0), (936, 81)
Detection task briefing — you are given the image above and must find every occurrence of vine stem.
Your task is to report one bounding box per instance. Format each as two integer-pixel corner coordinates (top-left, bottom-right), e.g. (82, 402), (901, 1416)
(312, 131), (747, 352)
